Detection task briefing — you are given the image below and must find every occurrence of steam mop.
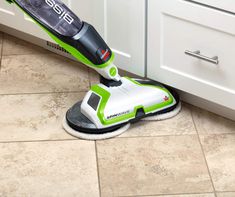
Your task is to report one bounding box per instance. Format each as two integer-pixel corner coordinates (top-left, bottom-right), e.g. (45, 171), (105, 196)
(7, 0), (181, 140)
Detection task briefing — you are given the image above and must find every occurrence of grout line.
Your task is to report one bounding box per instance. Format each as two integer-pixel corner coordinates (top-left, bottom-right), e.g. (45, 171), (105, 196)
(0, 138), (81, 144)
(0, 133), (200, 144)
(0, 90), (88, 96)
(194, 133), (235, 137)
(95, 141), (102, 197)
(88, 68), (92, 88)
(1, 132), (235, 144)
(190, 109), (217, 197)
(216, 191), (235, 194)
(118, 133), (198, 139)
(0, 134), (202, 145)
(117, 192), (215, 197)
(0, 32), (4, 71)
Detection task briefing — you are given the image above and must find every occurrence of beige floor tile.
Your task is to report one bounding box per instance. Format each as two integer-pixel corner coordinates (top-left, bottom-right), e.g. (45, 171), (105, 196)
(97, 136), (213, 197)
(192, 107), (235, 135)
(0, 54), (89, 94)
(89, 68), (100, 86)
(145, 194), (215, 197)
(2, 34), (48, 56)
(0, 140), (99, 197)
(120, 103), (196, 137)
(217, 192), (235, 197)
(201, 134), (235, 191)
(0, 93), (84, 142)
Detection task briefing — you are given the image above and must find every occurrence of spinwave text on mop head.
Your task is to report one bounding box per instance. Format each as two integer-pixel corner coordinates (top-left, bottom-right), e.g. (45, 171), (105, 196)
(107, 111), (130, 120)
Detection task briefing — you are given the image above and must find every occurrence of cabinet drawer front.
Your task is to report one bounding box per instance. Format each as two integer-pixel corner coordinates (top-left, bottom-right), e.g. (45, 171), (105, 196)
(163, 14), (235, 93)
(188, 0), (235, 13)
(148, 0), (235, 110)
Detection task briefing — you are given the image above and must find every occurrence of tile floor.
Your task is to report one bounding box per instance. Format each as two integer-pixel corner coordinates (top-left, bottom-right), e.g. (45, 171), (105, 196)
(0, 32), (235, 197)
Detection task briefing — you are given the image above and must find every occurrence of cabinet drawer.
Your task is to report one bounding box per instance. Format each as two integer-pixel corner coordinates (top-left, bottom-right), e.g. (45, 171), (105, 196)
(163, 14), (235, 95)
(187, 0), (235, 13)
(148, 0), (235, 110)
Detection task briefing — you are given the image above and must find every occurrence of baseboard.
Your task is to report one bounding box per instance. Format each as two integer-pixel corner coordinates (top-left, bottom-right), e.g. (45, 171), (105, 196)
(179, 90), (235, 121)
(1, 24), (234, 121)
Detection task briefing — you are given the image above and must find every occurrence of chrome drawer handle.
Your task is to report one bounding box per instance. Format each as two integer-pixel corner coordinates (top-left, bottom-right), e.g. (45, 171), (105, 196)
(185, 50), (219, 65)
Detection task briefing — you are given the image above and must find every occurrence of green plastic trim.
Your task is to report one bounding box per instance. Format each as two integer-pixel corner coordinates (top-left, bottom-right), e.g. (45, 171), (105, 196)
(9, 0), (114, 69)
(109, 67), (117, 77)
(91, 77), (174, 126)
(91, 85), (110, 125)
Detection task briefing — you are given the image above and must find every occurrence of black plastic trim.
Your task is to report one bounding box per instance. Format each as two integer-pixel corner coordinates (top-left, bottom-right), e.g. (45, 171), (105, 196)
(100, 76), (122, 87)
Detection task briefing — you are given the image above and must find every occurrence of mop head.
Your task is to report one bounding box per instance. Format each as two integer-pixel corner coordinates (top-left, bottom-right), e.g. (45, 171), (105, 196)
(62, 101), (181, 140)
(63, 118), (130, 140)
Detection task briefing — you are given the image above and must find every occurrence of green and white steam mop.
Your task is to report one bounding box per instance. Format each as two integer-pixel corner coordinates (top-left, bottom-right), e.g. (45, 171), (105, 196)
(7, 0), (181, 140)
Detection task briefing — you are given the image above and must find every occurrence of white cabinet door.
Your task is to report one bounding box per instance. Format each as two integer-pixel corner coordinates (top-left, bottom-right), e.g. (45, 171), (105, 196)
(190, 0), (235, 13)
(147, 0), (235, 110)
(0, 1), (20, 29)
(94, 0), (146, 76)
(46, 0), (146, 76)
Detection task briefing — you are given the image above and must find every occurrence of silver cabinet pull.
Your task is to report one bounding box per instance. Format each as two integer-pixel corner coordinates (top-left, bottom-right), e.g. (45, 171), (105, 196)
(185, 50), (219, 65)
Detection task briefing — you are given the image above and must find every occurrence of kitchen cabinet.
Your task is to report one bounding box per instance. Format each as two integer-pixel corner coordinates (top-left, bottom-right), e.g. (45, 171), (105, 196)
(0, 0), (146, 76)
(2, 0), (234, 116)
(188, 0), (235, 13)
(94, 0), (146, 76)
(147, 0), (235, 110)
(0, 1), (20, 29)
